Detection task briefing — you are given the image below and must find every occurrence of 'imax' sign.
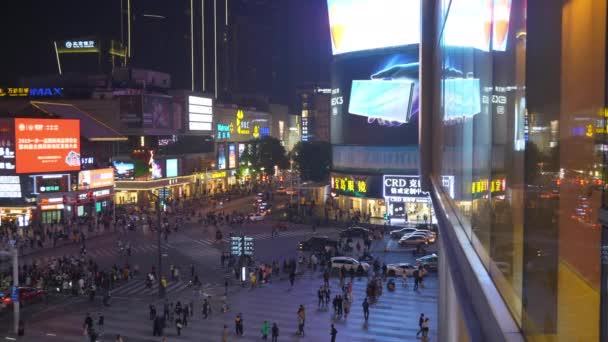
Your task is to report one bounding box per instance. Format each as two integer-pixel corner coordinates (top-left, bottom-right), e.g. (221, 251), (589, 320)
(0, 87), (64, 98)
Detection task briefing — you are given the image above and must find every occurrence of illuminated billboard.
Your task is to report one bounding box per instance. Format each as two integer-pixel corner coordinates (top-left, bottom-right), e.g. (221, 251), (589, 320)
(0, 119), (16, 174)
(228, 144), (237, 169)
(330, 52), (419, 145)
(112, 161), (134, 180)
(188, 96), (213, 131)
(217, 144), (226, 170)
(443, 0), (512, 52)
(327, 0), (420, 55)
(78, 168), (115, 190)
(0, 176), (21, 198)
(14, 118), (81, 174)
(166, 159), (178, 178)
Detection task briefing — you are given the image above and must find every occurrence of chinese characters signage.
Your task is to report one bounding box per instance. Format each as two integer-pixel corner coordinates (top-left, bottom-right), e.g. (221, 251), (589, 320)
(330, 172), (382, 198)
(59, 39), (97, 51)
(230, 236), (254, 256)
(0, 176), (21, 198)
(78, 168), (115, 190)
(0, 119), (15, 173)
(14, 118), (80, 174)
(0, 87), (63, 98)
(217, 123), (232, 140)
(383, 175), (428, 198)
(471, 177), (506, 195)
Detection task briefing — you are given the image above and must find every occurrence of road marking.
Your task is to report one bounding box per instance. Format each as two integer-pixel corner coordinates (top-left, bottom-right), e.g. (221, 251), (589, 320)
(46, 333), (57, 337)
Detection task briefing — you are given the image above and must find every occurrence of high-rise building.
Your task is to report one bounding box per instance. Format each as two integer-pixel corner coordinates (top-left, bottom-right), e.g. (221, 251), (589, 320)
(418, 0), (608, 340)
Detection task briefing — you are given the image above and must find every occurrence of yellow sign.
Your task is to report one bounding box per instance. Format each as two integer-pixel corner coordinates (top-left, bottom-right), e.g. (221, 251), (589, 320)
(471, 178), (506, 195)
(252, 124), (260, 138)
(331, 176), (367, 196)
(236, 109), (250, 135)
(211, 171), (227, 179)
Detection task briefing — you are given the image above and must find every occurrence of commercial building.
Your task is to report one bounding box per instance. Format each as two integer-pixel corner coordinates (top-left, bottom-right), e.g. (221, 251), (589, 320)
(416, 0), (608, 340)
(296, 85), (331, 143)
(327, 0), (431, 222)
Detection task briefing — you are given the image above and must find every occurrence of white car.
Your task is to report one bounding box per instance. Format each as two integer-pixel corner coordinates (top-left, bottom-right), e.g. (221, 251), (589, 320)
(330, 257), (370, 272)
(248, 212), (266, 221)
(386, 263), (417, 276)
(403, 231), (436, 243)
(398, 235), (428, 246)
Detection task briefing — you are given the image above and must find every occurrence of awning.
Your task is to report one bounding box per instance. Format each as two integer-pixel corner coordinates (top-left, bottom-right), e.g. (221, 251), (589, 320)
(30, 101), (127, 142)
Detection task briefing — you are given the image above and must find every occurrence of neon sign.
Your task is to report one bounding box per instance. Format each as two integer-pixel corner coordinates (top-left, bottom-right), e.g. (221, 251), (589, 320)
(0, 87), (64, 98)
(471, 177), (506, 195)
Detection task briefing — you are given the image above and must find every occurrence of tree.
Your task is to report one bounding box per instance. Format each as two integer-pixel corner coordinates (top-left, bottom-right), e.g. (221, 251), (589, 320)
(292, 141), (332, 182)
(236, 137), (289, 179)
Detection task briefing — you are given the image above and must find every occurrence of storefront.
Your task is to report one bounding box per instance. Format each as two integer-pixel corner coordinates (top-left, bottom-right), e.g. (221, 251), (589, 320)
(0, 206), (33, 228)
(329, 172), (386, 218)
(114, 175), (197, 206)
(383, 175), (434, 223)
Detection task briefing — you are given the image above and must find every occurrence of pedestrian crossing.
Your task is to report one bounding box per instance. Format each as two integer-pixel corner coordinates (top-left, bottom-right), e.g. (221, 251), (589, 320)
(109, 279), (194, 298)
(81, 242), (173, 259)
(23, 269), (438, 342)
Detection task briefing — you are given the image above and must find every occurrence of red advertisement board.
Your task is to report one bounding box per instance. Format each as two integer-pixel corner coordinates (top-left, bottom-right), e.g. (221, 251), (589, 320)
(14, 118), (81, 174)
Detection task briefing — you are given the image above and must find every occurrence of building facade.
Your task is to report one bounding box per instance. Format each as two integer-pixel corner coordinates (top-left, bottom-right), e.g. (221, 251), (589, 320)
(420, 0), (608, 340)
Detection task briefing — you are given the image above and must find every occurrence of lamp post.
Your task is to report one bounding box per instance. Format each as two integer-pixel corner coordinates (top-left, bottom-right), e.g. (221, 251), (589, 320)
(147, 190), (165, 298)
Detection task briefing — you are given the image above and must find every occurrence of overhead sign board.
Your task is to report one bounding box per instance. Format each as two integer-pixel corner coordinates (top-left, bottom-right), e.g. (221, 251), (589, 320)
(0, 87), (64, 98)
(78, 168), (115, 190)
(57, 39), (99, 53)
(188, 96), (213, 131)
(0, 176), (21, 198)
(14, 118), (81, 174)
(383, 175), (428, 198)
(230, 236), (254, 256)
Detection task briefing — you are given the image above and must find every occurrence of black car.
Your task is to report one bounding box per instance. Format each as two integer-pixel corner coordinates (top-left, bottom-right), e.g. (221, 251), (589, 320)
(298, 236), (338, 252)
(339, 226), (370, 239)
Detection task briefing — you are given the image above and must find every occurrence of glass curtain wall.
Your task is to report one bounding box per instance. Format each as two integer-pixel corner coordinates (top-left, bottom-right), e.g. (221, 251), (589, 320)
(432, 0), (606, 340)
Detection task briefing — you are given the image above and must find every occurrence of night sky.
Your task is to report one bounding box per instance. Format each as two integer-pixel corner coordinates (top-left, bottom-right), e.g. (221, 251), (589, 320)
(0, 0), (331, 105)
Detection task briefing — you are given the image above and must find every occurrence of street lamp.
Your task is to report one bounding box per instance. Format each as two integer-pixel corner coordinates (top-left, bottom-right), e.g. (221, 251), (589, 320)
(147, 190), (165, 298)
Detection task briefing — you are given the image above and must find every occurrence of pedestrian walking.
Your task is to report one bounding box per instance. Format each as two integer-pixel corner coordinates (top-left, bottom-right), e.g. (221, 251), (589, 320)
(97, 313), (104, 335)
(235, 313), (244, 336)
(261, 320), (270, 340)
(271, 322), (279, 342)
(416, 313), (425, 337)
(318, 286), (324, 308)
(222, 324), (229, 342)
(202, 298), (210, 319)
(422, 317), (430, 339)
(296, 305), (306, 336)
(83, 313), (93, 335)
(115, 334), (123, 342)
(175, 317), (183, 336)
(289, 270), (295, 287)
(330, 324), (338, 342)
(362, 297), (370, 321)
(183, 305), (189, 327)
(343, 297), (351, 319)
(413, 269), (420, 291)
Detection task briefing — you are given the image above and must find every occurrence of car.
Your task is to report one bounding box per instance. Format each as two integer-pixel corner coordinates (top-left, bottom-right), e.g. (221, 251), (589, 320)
(389, 227), (419, 239)
(298, 236), (338, 252)
(386, 263), (417, 276)
(398, 235), (428, 246)
(248, 212), (266, 221)
(403, 231), (436, 244)
(330, 256), (370, 272)
(416, 254), (438, 271)
(339, 226), (370, 239)
(259, 202), (273, 213)
(0, 287), (45, 307)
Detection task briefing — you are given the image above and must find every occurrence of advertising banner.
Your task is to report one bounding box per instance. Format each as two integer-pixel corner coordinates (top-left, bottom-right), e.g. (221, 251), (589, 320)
(78, 168), (115, 190)
(165, 159), (178, 178)
(217, 144), (226, 170)
(327, 0), (420, 55)
(0, 176), (21, 198)
(0, 119), (16, 174)
(119, 95), (143, 128)
(330, 172), (382, 198)
(112, 161), (134, 180)
(228, 143), (237, 169)
(383, 175), (427, 198)
(14, 118), (80, 174)
(330, 50), (419, 145)
(143, 95), (172, 129)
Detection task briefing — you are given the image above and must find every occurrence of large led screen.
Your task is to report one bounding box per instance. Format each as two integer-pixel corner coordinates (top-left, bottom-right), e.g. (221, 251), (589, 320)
(14, 118), (81, 174)
(217, 144), (226, 170)
(327, 0), (420, 55)
(331, 50), (419, 145)
(228, 144), (237, 169)
(112, 161), (134, 180)
(165, 159), (178, 178)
